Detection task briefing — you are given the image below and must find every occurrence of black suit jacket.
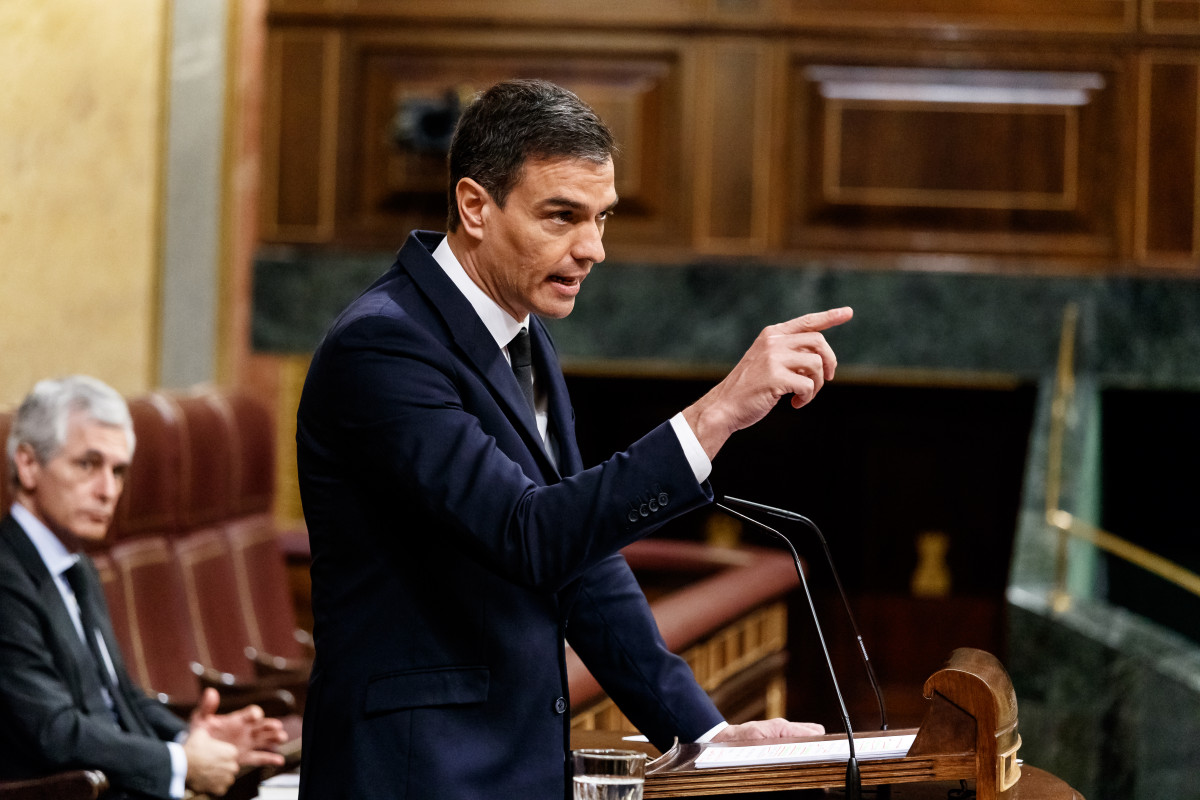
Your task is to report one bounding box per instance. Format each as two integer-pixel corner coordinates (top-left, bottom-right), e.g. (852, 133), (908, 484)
(295, 231), (723, 799)
(0, 513), (186, 798)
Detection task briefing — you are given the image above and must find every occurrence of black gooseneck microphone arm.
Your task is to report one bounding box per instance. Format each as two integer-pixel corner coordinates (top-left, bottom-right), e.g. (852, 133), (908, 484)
(724, 495), (890, 733)
(713, 502), (862, 800)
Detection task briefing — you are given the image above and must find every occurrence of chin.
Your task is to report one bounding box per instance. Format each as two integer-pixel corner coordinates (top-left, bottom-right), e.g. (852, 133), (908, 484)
(537, 299), (577, 320)
(71, 525), (110, 543)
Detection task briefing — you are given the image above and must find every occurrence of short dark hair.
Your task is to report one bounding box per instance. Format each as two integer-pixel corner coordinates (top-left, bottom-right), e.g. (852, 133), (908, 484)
(446, 79), (616, 232)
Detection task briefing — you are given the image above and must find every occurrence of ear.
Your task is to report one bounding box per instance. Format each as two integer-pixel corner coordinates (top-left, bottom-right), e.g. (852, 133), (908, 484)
(455, 177), (491, 241)
(12, 443), (41, 494)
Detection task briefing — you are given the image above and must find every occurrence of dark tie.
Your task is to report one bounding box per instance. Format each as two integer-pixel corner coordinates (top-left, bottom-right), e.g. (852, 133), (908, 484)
(508, 327), (536, 414)
(63, 561), (132, 729)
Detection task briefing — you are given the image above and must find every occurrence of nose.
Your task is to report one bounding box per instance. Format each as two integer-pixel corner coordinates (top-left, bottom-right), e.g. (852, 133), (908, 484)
(95, 468), (121, 503)
(573, 219), (606, 265)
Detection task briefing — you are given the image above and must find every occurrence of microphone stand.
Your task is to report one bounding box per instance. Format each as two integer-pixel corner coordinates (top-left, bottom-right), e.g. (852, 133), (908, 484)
(724, 496), (890, 734)
(714, 502), (862, 800)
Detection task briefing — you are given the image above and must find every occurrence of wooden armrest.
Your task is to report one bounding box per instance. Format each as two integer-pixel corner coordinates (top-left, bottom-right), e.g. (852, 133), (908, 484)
(0, 770), (108, 800)
(153, 691), (198, 720)
(190, 662), (300, 717)
(243, 646), (311, 679)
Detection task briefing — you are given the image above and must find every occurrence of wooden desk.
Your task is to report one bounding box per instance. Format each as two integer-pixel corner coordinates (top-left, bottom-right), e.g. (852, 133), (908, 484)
(571, 732), (1082, 800)
(572, 649), (1086, 800)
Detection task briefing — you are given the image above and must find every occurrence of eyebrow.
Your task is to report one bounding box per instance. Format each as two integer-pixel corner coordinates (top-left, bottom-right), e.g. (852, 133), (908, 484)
(539, 195), (619, 214)
(77, 449), (130, 469)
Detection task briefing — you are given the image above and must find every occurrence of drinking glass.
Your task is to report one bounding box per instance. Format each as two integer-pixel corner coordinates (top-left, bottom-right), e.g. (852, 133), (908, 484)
(571, 748), (647, 800)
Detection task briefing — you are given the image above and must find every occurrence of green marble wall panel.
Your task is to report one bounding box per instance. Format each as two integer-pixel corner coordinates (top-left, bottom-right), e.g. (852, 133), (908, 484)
(254, 251), (1200, 389)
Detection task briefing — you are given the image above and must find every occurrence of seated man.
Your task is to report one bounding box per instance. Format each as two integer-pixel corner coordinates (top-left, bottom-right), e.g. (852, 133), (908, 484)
(0, 375), (289, 798)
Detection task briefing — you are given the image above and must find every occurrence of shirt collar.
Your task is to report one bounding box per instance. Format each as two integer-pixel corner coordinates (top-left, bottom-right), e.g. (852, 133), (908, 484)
(10, 502), (78, 579)
(432, 236), (529, 349)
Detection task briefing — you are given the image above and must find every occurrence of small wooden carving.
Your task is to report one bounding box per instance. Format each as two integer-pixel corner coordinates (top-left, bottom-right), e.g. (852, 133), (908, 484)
(909, 648), (1022, 800)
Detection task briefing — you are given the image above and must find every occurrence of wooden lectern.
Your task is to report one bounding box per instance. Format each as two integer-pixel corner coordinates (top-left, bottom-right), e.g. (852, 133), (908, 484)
(629, 648), (1079, 799)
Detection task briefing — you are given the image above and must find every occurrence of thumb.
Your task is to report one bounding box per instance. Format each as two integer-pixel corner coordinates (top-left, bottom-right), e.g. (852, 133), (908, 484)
(192, 687), (220, 721)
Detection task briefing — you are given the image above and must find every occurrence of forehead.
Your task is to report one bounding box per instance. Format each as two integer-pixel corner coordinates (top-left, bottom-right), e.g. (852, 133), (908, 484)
(57, 413), (131, 461)
(512, 156), (616, 203)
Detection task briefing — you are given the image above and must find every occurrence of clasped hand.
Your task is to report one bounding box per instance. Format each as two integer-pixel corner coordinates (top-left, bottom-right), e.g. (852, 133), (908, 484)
(183, 687), (289, 795)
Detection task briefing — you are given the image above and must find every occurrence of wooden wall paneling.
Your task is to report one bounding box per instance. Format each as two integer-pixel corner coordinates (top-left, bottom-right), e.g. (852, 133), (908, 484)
(692, 38), (778, 255)
(702, 0), (778, 26)
(1135, 53), (1200, 267)
(341, 30), (692, 251)
(267, 0), (338, 15)
(782, 51), (1127, 260)
(1144, 0), (1200, 34)
(271, 0), (704, 29)
(777, 0), (1137, 33)
(261, 29), (341, 243)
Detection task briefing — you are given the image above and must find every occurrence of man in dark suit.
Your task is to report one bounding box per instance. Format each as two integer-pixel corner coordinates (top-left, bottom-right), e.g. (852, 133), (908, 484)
(0, 375), (288, 799)
(296, 78), (853, 799)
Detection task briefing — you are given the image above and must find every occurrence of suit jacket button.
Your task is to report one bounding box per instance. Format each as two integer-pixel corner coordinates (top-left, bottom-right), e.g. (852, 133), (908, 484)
(648, 498), (659, 512)
(627, 509), (640, 523)
(555, 697), (567, 715)
(658, 492), (669, 507)
(639, 504), (649, 517)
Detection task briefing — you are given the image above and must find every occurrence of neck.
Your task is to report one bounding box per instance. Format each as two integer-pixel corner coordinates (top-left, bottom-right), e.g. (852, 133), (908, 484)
(13, 495), (79, 553)
(444, 231), (526, 325)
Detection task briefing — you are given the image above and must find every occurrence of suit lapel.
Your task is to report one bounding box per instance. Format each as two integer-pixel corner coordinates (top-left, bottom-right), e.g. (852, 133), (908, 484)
(0, 517), (104, 714)
(400, 233), (563, 480)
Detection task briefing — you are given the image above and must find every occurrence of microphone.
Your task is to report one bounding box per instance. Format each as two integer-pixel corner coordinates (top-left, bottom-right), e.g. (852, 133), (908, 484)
(713, 501), (862, 800)
(723, 495), (889, 733)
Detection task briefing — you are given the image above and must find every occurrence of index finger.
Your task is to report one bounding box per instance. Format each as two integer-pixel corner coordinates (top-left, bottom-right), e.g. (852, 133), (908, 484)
(240, 750), (287, 767)
(779, 306), (854, 334)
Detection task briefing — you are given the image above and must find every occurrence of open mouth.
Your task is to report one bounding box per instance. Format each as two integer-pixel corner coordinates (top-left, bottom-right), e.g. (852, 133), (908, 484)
(549, 275), (578, 285)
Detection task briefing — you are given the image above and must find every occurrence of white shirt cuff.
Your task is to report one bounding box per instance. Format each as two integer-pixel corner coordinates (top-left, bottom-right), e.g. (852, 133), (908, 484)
(694, 720), (729, 743)
(669, 412), (712, 484)
(167, 739), (187, 799)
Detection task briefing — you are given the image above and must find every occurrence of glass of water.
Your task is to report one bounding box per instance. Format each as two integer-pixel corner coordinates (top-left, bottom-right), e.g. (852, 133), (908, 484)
(571, 748), (647, 800)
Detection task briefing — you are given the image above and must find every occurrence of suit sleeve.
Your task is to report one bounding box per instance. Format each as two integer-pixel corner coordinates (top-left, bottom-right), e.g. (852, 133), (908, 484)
(566, 554), (724, 751)
(0, 566), (177, 798)
(300, 312), (713, 592)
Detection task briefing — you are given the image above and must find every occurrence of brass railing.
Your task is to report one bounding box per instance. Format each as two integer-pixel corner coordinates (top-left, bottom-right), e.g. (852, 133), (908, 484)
(1046, 303), (1200, 611)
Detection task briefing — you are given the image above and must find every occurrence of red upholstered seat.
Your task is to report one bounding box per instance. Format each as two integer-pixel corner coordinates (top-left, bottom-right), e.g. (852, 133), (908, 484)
(172, 527), (257, 680)
(224, 516), (313, 665)
(172, 390), (310, 704)
(106, 535), (201, 704)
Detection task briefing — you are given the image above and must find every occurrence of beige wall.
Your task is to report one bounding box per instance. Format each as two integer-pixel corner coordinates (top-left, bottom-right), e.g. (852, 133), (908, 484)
(0, 1), (168, 408)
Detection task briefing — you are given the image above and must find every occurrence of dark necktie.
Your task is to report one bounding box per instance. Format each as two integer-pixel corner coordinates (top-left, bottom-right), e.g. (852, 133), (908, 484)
(63, 561), (132, 729)
(508, 327), (536, 415)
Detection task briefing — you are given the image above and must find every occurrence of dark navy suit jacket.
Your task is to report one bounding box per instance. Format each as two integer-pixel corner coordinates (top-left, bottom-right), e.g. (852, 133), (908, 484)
(295, 231), (723, 799)
(0, 514), (186, 798)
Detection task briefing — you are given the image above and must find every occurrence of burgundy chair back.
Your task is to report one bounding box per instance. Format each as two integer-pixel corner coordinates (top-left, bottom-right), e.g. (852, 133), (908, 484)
(0, 410), (13, 513)
(225, 392), (276, 516)
(171, 393), (236, 535)
(109, 394), (184, 542)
